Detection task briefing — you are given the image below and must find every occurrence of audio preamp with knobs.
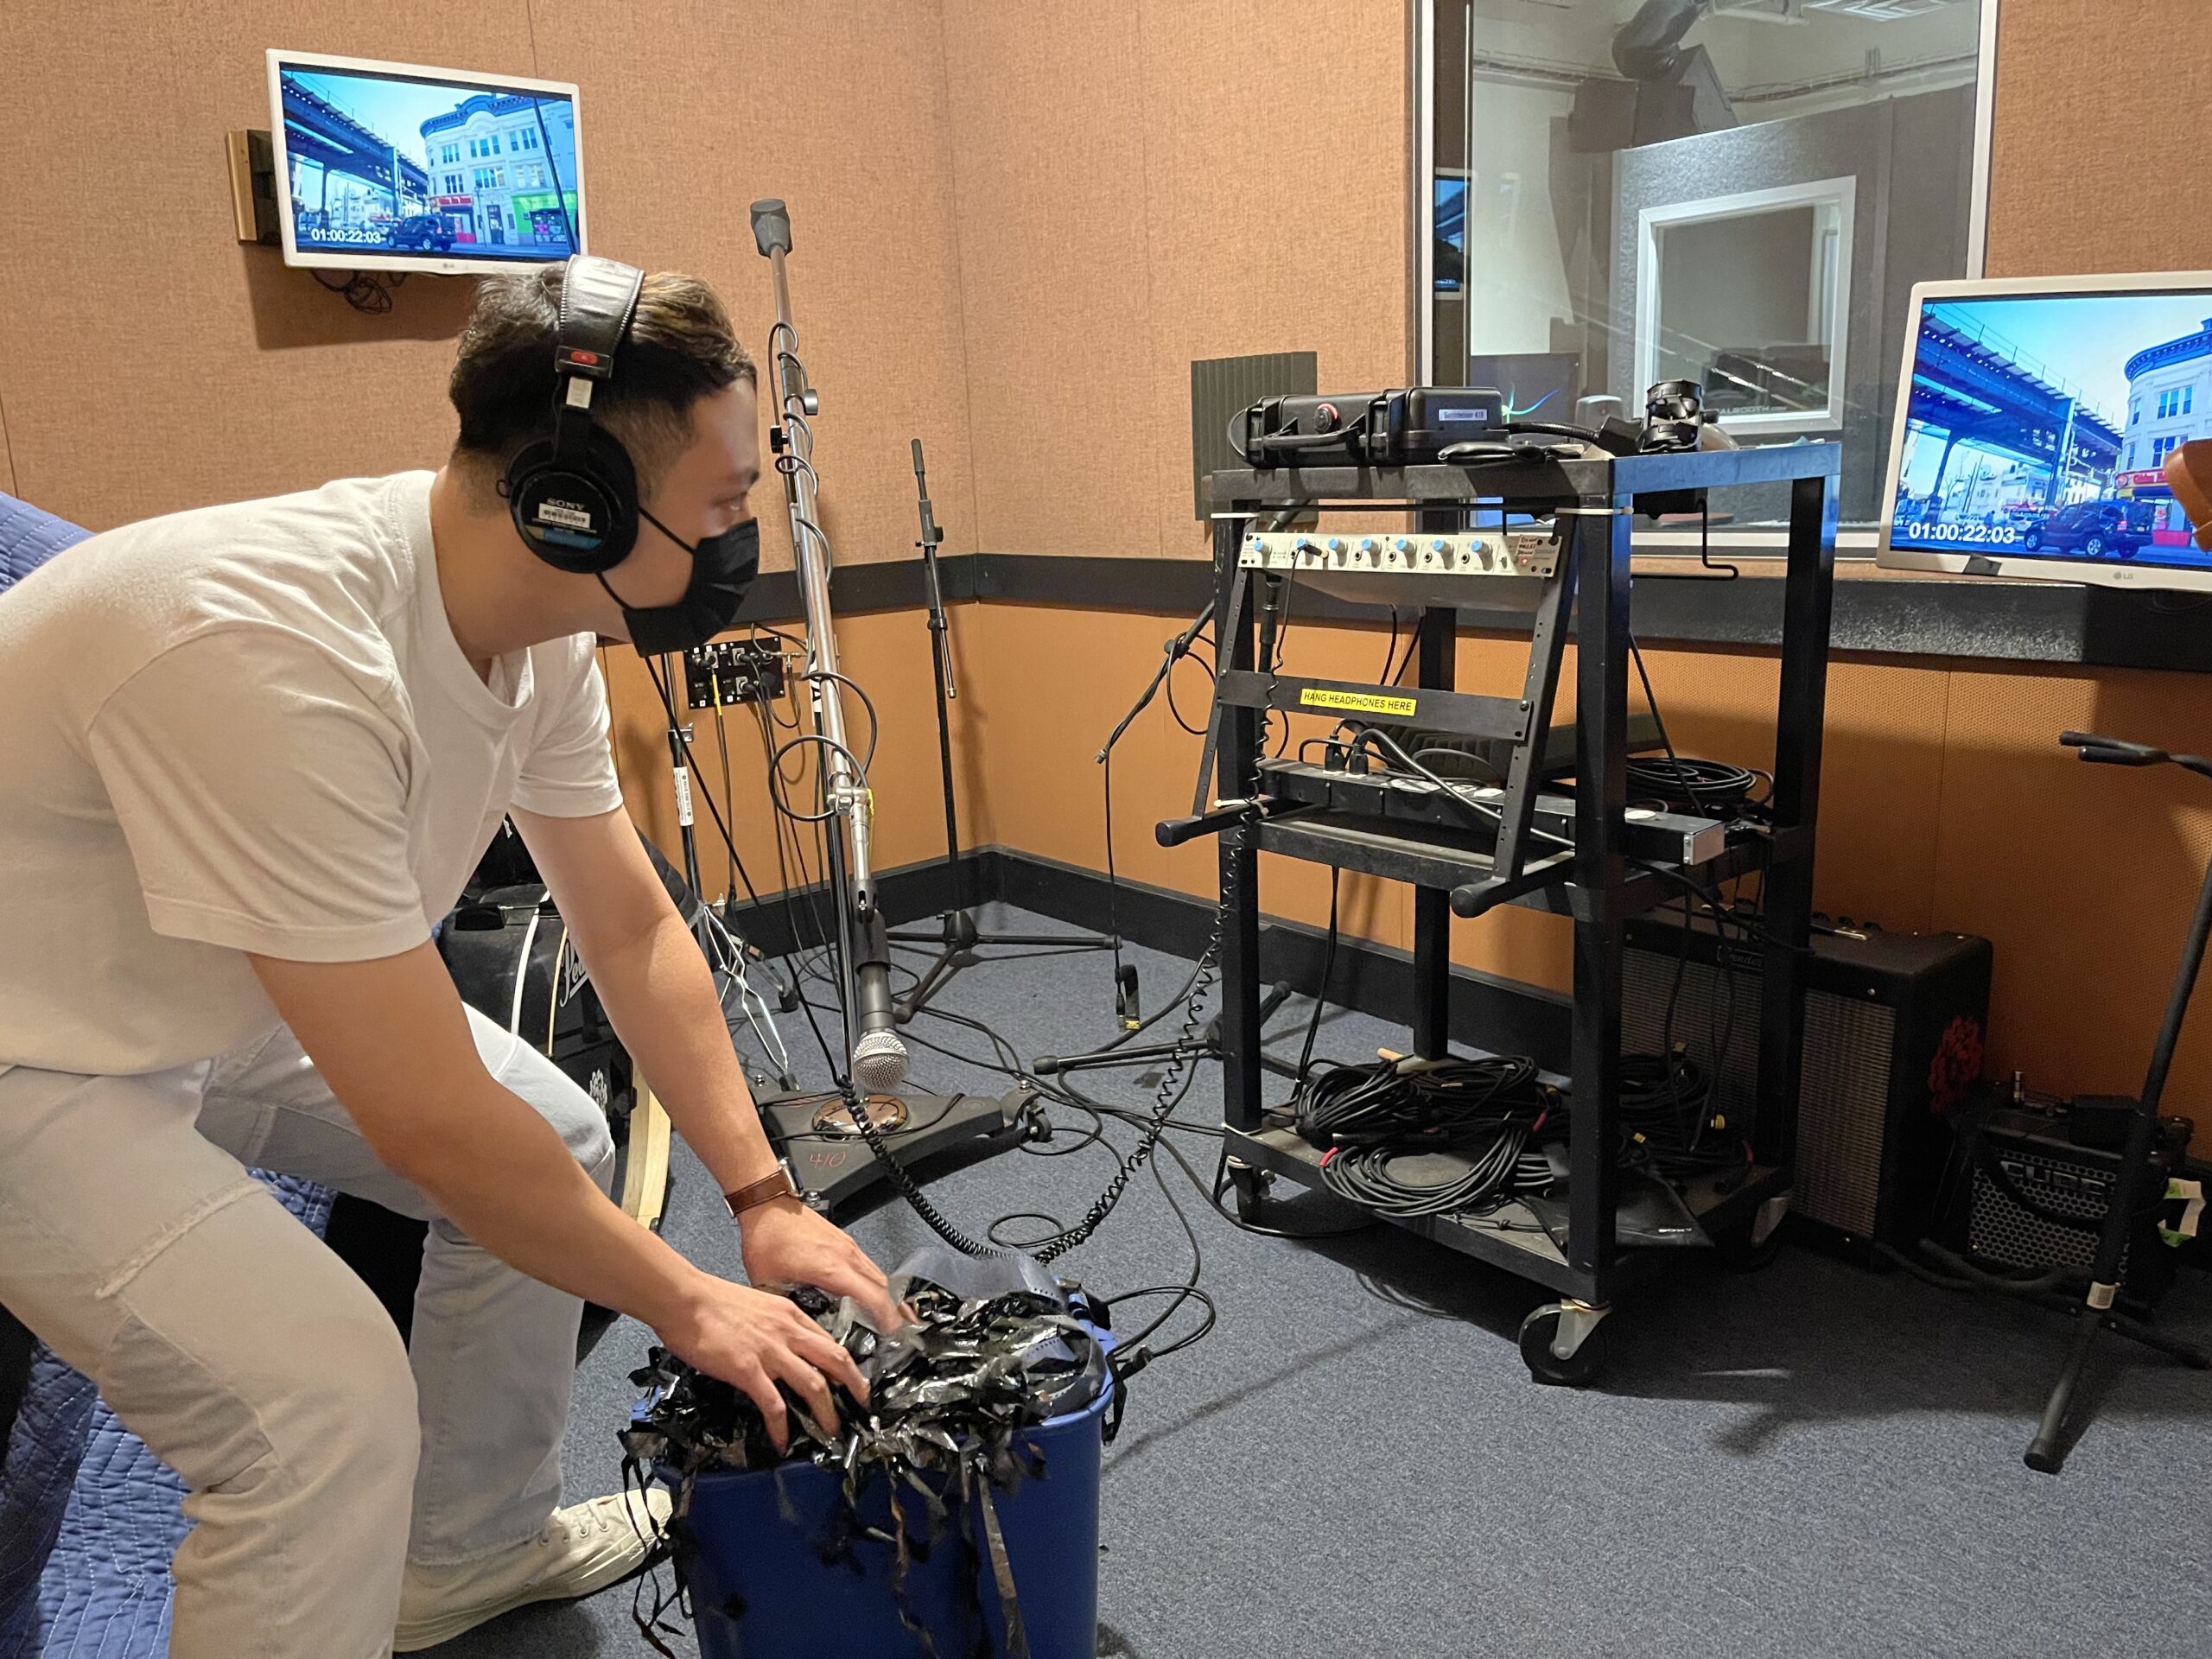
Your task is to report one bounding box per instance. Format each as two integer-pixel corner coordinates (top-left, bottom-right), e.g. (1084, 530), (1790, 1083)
(1238, 529), (1560, 581)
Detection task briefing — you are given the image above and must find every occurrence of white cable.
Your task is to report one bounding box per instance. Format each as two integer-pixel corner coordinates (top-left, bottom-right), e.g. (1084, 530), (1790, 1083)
(510, 903), (543, 1034)
(736, 976), (791, 1077)
(724, 956), (791, 1078)
(696, 902), (791, 1078)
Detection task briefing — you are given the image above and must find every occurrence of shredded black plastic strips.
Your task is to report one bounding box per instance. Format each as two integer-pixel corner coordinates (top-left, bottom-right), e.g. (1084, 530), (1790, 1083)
(620, 1249), (1110, 1659)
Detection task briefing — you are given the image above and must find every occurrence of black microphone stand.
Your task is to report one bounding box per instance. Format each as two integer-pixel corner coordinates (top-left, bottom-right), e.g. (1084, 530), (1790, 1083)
(1033, 978), (1306, 1082)
(1027, 590), (1310, 1082)
(888, 439), (1122, 1023)
(2023, 729), (2212, 1473)
(646, 650), (798, 1070)
(741, 201), (1037, 1220)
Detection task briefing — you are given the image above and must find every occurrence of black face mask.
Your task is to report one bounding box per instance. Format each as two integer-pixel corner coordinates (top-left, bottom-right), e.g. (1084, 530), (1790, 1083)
(601, 512), (760, 657)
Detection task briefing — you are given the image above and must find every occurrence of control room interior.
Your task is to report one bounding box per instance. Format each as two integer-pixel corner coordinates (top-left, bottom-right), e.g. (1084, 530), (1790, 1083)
(3, 3), (2212, 1657)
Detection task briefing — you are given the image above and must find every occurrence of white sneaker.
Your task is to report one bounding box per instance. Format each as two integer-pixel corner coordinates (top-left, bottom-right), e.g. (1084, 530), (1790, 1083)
(392, 1486), (674, 1651)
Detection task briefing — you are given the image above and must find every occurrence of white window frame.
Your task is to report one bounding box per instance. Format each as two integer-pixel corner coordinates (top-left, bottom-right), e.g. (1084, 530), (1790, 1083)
(1633, 176), (1858, 436)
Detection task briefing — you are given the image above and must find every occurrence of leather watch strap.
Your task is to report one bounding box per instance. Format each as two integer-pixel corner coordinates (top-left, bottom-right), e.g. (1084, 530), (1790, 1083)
(723, 1162), (799, 1219)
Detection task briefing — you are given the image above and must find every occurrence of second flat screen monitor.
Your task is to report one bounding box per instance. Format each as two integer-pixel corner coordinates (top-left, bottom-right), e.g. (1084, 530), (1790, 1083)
(1468, 353), (1580, 423)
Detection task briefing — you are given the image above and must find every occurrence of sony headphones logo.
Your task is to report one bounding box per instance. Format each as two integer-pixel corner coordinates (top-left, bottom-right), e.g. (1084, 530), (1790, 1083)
(534, 499), (598, 531)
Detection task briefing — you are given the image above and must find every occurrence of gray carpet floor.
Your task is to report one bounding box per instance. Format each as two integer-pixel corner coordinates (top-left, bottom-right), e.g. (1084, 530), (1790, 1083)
(428, 903), (2212, 1659)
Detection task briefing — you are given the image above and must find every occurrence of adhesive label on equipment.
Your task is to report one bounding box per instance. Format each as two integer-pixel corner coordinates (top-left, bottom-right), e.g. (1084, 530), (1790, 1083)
(2160, 1178), (2204, 1248)
(535, 498), (596, 531)
(1299, 688), (1418, 717)
(673, 766), (694, 826)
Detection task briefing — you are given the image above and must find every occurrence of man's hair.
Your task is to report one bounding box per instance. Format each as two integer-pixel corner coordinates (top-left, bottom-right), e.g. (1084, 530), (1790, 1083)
(449, 264), (754, 500)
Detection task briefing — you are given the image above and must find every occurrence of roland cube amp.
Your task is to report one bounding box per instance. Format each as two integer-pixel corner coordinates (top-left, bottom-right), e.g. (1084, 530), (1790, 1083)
(1959, 1099), (2193, 1302)
(1622, 912), (1991, 1246)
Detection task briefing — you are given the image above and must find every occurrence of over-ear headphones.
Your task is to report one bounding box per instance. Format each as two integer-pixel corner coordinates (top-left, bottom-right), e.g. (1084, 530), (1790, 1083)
(505, 255), (648, 574)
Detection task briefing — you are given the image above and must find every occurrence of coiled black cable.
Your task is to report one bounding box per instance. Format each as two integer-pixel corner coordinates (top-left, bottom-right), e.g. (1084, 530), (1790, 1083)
(830, 817), (1248, 1261)
(1027, 819), (1246, 1263)
(1616, 1051), (1745, 1179)
(1296, 1055), (1561, 1219)
(1623, 754), (1762, 815)
(1298, 1052), (1548, 1142)
(1320, 1128), (1548, 1218)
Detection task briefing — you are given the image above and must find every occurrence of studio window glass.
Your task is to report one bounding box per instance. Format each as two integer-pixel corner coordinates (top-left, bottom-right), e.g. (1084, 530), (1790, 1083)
(1418, 0), (1998, 545)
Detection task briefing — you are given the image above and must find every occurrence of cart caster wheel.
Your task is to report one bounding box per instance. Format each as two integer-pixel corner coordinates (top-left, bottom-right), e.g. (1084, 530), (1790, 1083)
(1716, 1193), (1791, 1274)
(1715, 1226), (1786, 1273)
(1519, 1302), (1611, 1387)
(1227, 1160), (1271, 1224)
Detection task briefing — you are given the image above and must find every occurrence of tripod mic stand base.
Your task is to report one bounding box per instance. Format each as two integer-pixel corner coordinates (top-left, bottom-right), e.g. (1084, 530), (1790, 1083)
(1031, 981), (1300, 1079)
(887, 907), (1121, 1025)
(759, 1084), (1040, 1215)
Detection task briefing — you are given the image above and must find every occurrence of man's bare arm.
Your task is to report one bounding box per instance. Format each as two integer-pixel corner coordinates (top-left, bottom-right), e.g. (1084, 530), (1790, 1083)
(512, 805), (896, 1326)
(512, 805), (782, 1196)
(248, 943), (863, 1447)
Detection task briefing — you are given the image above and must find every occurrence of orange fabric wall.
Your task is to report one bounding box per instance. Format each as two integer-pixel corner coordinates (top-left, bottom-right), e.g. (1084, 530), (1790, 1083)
(0, 1), (976, 569)
(11, 1), (2212, 1124)
(943, 0), (2212, 1133)
(0, 0), (976, 898)
(938, 0), (1414, 563)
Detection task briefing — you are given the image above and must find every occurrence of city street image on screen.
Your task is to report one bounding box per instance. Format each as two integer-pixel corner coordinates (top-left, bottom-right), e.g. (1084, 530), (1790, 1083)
(1890, 290), (2212, 569)
(278, 61), (578, 263)
(1434, 176), (1466, 295)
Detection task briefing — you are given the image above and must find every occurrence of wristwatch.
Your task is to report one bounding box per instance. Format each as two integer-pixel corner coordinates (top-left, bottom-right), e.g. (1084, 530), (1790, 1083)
(722, 1160), (800, 1220)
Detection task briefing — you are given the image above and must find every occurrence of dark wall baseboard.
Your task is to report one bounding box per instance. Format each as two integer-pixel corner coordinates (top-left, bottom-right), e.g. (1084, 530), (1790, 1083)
(716, 842), (1572, 1073)
(731, 549), (2212, 676)
(731, 554), (971, 628)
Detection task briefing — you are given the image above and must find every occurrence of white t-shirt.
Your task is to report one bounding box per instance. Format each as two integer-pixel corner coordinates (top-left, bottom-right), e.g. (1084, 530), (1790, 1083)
(0, 471), (625, 1076)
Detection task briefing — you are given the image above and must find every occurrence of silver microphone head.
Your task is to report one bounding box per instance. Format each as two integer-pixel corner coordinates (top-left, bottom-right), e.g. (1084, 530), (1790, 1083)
(850, 1028), (911, 1095)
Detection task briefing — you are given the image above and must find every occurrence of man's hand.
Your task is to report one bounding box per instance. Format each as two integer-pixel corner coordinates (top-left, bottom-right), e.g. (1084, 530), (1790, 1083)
(740, 1198), (899, 1331)
(658, 1274), (873, 1453)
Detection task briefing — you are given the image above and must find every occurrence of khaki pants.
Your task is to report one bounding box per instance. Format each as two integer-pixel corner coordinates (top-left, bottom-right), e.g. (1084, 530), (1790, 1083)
(0, 1007), (614, 1659)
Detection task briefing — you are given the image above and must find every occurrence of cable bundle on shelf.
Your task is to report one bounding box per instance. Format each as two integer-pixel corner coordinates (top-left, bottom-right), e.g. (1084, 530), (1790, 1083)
(1622, 754), (1764, 816)
(1614, 1050), (1747, 1180)
(1294, 1055), (1561, 1219)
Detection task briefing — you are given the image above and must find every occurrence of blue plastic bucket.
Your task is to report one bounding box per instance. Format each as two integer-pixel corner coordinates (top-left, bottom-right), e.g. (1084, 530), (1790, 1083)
(664, 1358), (1111, 1659)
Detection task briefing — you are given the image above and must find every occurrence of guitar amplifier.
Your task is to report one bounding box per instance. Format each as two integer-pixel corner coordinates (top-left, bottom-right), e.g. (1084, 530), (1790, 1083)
(1958, 1099), (2193, 1303)
(1622, 911), (1991, 1246)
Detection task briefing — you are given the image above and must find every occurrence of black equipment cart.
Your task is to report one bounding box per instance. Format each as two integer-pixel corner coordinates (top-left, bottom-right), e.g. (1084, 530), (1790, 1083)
(1172, 443), (1839, 1383)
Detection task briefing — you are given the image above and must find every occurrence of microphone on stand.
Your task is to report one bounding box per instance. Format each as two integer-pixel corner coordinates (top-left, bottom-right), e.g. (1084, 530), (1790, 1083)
(850, 912), (910, 1093)
(750, 195), (911, 1100)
